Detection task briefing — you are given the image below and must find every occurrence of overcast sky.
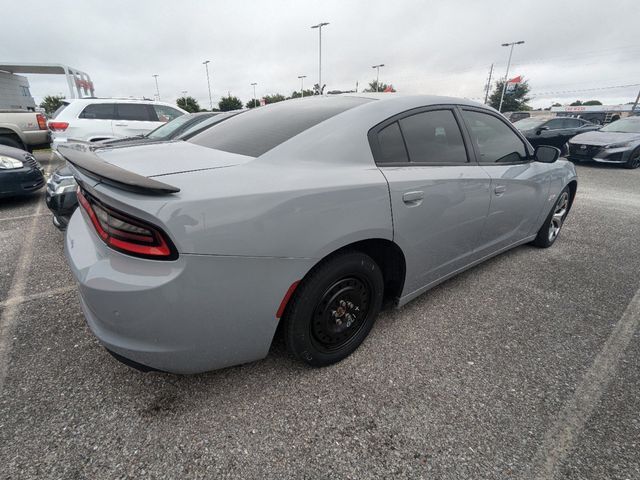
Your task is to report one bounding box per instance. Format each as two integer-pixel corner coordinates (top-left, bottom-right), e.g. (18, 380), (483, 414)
(4, 0), (639, 109)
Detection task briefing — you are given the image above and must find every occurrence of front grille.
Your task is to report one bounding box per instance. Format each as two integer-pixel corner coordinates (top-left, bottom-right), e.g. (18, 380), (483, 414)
(569, 144), (601, 158)
(22, 154), (38, 169)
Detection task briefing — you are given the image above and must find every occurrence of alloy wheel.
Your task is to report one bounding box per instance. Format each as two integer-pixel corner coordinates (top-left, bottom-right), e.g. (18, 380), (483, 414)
(548, 191), (569, 242)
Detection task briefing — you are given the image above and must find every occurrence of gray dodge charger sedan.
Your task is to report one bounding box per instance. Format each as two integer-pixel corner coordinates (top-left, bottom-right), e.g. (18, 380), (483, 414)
(62, 94), (577, 374)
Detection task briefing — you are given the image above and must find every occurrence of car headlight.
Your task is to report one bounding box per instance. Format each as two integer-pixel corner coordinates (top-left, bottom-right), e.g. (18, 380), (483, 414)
(54, 176), (77, 195)
(605, 142), (630, 149)
(0, 155), (24, 169)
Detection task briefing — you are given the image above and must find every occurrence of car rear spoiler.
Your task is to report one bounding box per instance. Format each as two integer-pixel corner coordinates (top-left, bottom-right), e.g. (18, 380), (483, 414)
(57, 143), (180, 195)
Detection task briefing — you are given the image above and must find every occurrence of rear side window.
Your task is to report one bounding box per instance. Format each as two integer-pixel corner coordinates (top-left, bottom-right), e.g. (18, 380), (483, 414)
(154, 105), (183, 122)
(377, 122), (409, 163)
(189, 96), (372, 157)
(399, 110), (467, 163)
(79, 103), (116, 120)
(462, 110), (527, 164)
(116, 104), (152, 121)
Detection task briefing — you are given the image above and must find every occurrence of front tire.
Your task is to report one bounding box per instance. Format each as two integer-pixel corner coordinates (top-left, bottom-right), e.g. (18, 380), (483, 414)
(624, 148), (640, 169)
(532, 187), (571, 248)
(284, 251), (384, 367)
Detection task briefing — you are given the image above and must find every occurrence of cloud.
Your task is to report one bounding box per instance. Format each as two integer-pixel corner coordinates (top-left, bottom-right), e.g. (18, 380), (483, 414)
(4, 0), (640, 109)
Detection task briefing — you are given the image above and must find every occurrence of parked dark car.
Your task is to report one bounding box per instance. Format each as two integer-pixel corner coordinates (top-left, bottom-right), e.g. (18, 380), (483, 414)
(568, 116), (640, 169)
(515, 116), (600, 153)
(46, 111), (239, 229)
(0, 144), (45, 198)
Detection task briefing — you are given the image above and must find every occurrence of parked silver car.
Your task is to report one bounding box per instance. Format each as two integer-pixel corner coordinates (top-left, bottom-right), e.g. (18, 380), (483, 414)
(62, 94), (577, 374)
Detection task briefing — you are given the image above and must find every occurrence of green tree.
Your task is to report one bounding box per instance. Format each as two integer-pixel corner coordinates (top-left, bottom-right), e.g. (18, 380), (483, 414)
(218, 95), (243, 111)
(290, 89), (315, 99)
(177, 96), (201, 113)
(39, 95), (65, 116)
(363, 80), (396, 93)
(583, 100), (602, 106)
(245, 99), (260, 109)
(263, 94), (286, 104)
(570, 100), (582, 106)
(488, 80), (531, 111)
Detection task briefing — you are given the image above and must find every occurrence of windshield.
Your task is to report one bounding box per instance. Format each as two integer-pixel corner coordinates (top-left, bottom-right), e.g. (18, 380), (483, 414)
(146, 114), (203, 139)
(514, 118), (548, 130)
(179, 113), (234, 138)
(600, 117), (640, 134)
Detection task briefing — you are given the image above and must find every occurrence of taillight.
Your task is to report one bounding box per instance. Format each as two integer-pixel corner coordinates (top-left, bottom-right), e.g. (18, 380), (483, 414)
(48, 121), (69, 131)
(77, 187), (177, 260)
(36, 113), (47, 130)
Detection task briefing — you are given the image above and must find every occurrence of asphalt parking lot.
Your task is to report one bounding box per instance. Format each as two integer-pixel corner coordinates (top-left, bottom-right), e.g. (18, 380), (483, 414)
(0, 152), (638, 479)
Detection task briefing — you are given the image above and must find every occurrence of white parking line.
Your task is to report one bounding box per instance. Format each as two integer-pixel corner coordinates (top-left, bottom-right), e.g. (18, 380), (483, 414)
(529, 284), (640, 479)
(0, 212), (50, 222)
(0, 286), (76, 309)
(0, 163), (55, 392)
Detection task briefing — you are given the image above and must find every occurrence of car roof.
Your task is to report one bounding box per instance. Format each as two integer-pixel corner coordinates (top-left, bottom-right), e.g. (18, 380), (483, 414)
(62, 98), (182, 108)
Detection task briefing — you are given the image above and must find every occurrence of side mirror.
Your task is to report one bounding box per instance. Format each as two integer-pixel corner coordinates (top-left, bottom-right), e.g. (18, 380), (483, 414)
(534, 145), (560, 163)
(536, 126), (549, 135)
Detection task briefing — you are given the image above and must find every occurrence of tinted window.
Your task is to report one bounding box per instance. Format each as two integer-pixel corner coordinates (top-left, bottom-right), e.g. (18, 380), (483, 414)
(462, 110), (527, 164)
(565, 118), (582, 128)
(398, 110), (467, 163)
(545, 119), (565, 129)
(153, 105), (183, 122)
(377, 122), (408, 163)
(79, 103), (116, 120)
(189, 96), (372, 157)
(117, 104), (151, 121)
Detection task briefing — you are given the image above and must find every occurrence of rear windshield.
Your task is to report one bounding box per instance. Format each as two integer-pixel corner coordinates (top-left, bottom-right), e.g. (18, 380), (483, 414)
(188, 96), (372, 157)
(52, 102), (69, 119)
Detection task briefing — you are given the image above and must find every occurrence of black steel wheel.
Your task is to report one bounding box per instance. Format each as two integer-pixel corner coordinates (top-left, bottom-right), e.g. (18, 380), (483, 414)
(284, 251), (384, 367)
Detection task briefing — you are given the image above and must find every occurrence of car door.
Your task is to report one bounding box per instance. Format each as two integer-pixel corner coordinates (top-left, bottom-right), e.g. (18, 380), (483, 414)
(459, 108), (550, 254)
(535, 118), (568, 149)
(112, 103), (158, 138)
(75, 103), (116, 141)
(371, 107), (492, 294)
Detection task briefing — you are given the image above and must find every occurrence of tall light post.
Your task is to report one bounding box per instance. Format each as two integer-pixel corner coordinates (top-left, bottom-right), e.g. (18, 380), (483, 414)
(181, 90), (188, 98)
(152, 74), (160, 101)
(372, 64), (385, 92)
(298, 75), (306, 98)
(498, 41), (524, 113)
(251, 82), (257, 108)
(203, 60), (213, 110)
(310, 22), (329, 93)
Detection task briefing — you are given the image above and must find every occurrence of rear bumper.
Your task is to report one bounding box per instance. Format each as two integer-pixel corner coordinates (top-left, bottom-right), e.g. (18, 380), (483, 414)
(45, 186), (77, 230)
(0, 167), (45, 198)
(64, 210), (314, 373)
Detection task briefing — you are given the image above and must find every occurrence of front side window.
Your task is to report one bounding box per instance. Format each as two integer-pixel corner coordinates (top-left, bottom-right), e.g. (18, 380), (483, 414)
(153, 105), (183, 123)
(462, 110), (527, 164)
(79, 103), (116, 120)
(545, 119), (565, 130)
(116, 104), (151, 121)
(398, 110), (467, 163)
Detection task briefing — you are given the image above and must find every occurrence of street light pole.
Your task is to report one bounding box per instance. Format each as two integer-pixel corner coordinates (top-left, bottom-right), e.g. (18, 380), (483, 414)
(251, 82), (257, 108)
(372, 64), (385, 92)
(298, 75), (306, 98)
(203, 60), (213, 110)
(311, 22), (329, 93)
(152, 74), (160, 101)
(498, 41), (524, 113)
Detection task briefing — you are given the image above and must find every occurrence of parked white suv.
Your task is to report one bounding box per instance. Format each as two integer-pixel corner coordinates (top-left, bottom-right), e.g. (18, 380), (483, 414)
(48, 98), (187, 150)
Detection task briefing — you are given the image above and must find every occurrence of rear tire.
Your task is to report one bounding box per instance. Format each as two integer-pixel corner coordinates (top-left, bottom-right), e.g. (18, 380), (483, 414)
(0, 136), (25, 151)
(284, 251), (384, 367)
(532, 187), (571, 248)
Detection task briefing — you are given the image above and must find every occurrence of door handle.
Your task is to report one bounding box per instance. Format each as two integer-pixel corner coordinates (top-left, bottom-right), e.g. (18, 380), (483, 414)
(494, 185), (506, 196)
(402, 191), (424, 205)
(114, 123), (128, 126)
